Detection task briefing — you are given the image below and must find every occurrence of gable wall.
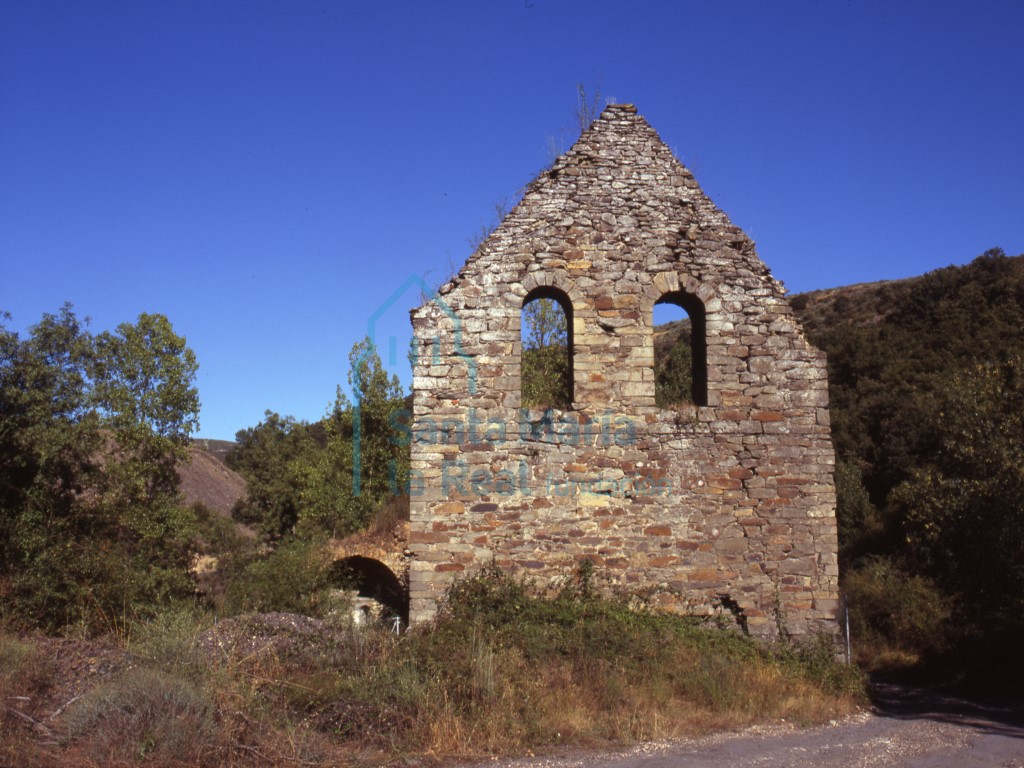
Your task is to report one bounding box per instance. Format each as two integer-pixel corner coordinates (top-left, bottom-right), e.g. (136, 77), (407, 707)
(408, 105), (839, 638)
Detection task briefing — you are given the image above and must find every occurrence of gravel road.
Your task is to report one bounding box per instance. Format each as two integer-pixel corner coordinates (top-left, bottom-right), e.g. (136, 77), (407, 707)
(463, 685), (1023, 768)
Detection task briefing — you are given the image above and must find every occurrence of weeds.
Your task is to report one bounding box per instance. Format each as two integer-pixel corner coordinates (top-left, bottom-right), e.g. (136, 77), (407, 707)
(5, 564), (865, 766)
(1, 632), (55, 753)
(63, 668), (220, 765)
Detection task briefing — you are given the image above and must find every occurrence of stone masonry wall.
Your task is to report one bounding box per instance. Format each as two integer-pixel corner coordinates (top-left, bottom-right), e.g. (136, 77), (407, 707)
(407, 104), (839, 639)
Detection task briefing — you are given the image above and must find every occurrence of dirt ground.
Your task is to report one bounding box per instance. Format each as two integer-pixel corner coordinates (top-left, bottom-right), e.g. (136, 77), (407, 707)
(463, 684), (1024, 768)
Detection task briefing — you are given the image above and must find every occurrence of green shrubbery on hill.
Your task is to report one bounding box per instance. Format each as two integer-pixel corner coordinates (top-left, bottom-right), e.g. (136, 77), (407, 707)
(798, 249), (1024, 683)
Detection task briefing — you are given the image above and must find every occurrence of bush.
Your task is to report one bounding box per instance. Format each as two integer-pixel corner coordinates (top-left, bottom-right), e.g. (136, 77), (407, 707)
(363, 564), (865, 750)
(0, 632), (54, 744)
(63, 668), (221, 765)
(844, 556), (953, 669)
(222, 536), (338, 617)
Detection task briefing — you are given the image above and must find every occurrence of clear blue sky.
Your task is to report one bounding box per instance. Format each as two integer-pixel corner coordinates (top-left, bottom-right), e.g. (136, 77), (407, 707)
(3, 1), (1022, 439)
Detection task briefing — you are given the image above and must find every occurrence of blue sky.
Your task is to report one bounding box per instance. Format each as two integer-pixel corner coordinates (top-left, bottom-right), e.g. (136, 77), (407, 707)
(2, 1), (1022, 439)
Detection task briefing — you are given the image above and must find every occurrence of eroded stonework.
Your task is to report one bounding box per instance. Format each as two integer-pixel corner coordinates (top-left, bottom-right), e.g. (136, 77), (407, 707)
(407, 104), (839, 639)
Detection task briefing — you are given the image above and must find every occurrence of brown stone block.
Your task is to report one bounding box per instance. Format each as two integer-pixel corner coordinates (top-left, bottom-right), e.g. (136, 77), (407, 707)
(649, 556), (680, 567)
(435, 502), (465, 515)
(644, 525), (672, 536)
(779, 557), (816, 576)
(435, 563), (466, 573)
(776, 476), (811, 486)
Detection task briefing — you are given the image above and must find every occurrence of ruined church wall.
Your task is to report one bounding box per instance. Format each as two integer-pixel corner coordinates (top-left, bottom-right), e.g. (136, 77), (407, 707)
(407, 105), (839, 639)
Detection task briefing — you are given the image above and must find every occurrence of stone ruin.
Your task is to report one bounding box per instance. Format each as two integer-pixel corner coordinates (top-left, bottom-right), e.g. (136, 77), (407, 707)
(406, 104), (839, 639)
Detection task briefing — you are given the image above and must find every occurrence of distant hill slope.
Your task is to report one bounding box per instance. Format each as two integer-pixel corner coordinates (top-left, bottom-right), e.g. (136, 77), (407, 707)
(178, 441), (246, 517)
(789, 251), (1024, 337)
(189, 438), (237, 466)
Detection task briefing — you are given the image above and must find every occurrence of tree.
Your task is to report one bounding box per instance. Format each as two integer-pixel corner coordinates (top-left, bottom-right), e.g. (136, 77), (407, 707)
(0, 305), (201, 632)
(655, 326), (694, 408)
(521, 297), (571, 409)
(0, 306), (104, 628)
(91, 313), (200, 444)
(523, 298), (567, 350)
(227, 411), (318, 539)
(890, 353), (1024, 639)
(296, 338), (408, 537)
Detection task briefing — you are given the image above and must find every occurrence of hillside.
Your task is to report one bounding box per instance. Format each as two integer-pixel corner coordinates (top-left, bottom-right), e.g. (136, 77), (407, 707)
(190, 437), (237, 465)
(177, 441), (247, 518)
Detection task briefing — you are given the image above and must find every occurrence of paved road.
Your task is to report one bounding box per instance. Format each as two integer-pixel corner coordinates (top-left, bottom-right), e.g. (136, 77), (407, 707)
(467, 685), (1023, 768)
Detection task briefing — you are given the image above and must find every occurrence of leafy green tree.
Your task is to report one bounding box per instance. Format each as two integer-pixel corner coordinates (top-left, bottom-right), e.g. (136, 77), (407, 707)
(296, 338), (408, 537)
(523, 298), (567, 350)
(227, 412), (319, 539)
(0, 305), (200, 632)
(792, 249), (1024, 676)
(91, 313), (200, 443)
(1, 307), (104, 628)
(890, 353), (1024, 638)
(92, 313), (201, 611)
(833, 459), (884, 562)
(807, 248), (1024, 511)
(521, 298), (571, 409)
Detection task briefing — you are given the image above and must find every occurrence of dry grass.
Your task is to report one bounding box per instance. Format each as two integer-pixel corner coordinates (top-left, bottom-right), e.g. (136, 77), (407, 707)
(60, 668), (219, 765)
(1, 632), (56, 763)
(2, 567), (866, 767)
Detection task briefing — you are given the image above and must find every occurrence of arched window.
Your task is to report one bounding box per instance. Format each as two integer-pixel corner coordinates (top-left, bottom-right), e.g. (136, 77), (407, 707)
(521, 288), (573, 409)
(653, 291), (707, 407)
